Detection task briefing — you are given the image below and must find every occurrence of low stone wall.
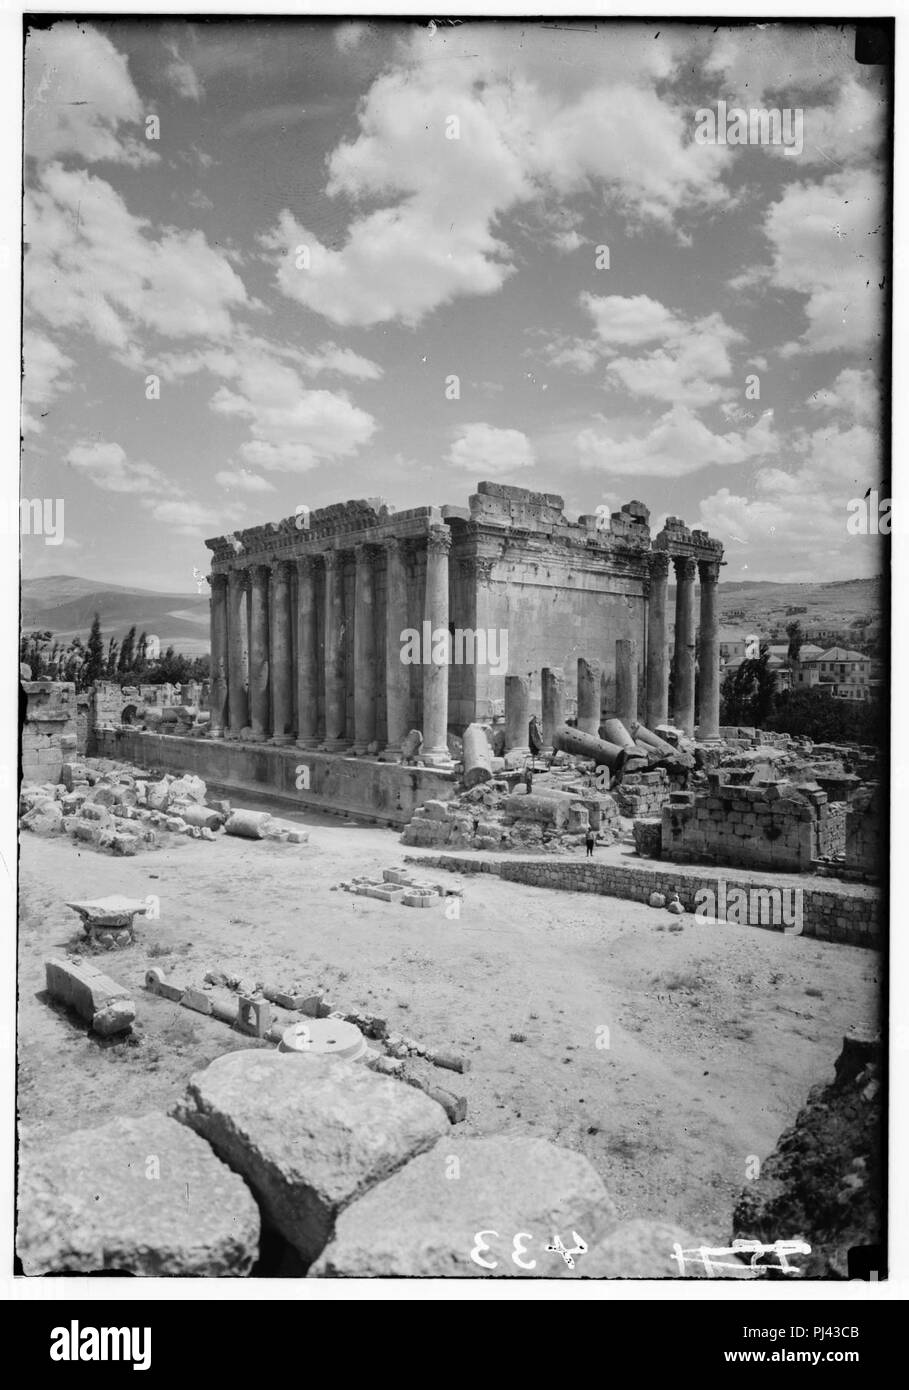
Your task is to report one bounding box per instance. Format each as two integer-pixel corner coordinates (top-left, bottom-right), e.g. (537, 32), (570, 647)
(21, 681), (78, 784)
(846, 784), (882, 877)
(409, 853), (882, 949)
(92, 729), (455, 826)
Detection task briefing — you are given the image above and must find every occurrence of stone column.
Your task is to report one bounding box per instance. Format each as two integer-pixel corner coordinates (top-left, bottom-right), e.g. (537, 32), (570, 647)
(269, 561), (293, 744)
(421, 527), (451, 765)
(247, 564), (271, 742)
(540, 666), (565, 752)
(697, 558), (722, 741)
(382, 537), (410, 757)
(504, 675), (531, 756)
(672, 555), (697, 735)
(577, 657), (602, 735)
(226, 569), (250, 738)
(320, 551), (349, 751)
(615, 638), (638, 725)
(645, 552), (670, 729)
(208, 573), (228, 737)
(295, 556), (320, 747)
(352, 543), (377, 755)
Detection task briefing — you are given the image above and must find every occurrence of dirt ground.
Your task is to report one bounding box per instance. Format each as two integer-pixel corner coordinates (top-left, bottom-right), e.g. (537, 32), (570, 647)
(17, 795), (880, 1246)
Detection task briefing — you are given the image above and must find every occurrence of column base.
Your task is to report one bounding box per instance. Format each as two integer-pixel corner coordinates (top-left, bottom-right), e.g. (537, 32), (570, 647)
(421, 748), (453, 767)
(378, 747), (403, 762)
(350, 740), (372, 756)
(270, 734), (294, 746)
(319, 738), (352, 753)
(247, 731), (268, 744)
(207, 728), (224, 740)
(295, 737), (321, 749)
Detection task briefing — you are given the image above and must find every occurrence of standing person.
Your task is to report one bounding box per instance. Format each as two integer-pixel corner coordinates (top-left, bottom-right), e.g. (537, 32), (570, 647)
(585, 827), (596, 858)
(524, 764), (534, 795)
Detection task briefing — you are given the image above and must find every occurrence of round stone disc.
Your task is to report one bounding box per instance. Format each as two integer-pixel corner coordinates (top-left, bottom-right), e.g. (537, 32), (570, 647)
(278, 1019), (366, 1061)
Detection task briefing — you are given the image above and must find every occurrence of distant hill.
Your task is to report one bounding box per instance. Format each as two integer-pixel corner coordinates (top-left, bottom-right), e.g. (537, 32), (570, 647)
(714, 578), (883, 636)
(21, 575), (210, 658)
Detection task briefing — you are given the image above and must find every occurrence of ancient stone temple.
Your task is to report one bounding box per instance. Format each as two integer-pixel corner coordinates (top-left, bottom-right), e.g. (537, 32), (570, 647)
(205, 482), (725, 751)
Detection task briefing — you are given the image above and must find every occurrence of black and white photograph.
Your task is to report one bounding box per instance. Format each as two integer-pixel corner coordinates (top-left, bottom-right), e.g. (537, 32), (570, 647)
(6, 5), (900, 1312)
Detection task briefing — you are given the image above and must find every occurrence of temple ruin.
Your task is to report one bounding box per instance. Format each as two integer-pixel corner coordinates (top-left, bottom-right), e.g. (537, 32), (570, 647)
(203, 481), (725, 757)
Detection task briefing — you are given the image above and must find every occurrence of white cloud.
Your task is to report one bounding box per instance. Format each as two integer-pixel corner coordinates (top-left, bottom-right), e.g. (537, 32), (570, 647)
(300, 343), (383, 381)
(577, 403), (778, 478)
(214, 469), (276, 493)
(807, 367), (878, 423)
(264, 29), (729, 327)
(764, 169), (885, 355)
(25, 164), (249, 355)
(25, 22), (157, 167)
(552, 230), (584, 254)
(65, 439), (166, 493)
(21, 331), (74, 434)
(164, 38), (204, 101)
(334, 22), (370, 53)
(448, 422), (535, 476)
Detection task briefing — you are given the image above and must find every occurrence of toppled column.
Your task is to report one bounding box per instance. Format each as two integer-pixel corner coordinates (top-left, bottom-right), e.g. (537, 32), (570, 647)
(577, 658), (602, 735)
(629, 720), (694, 768)
(615, 638), (638, 724)
(601, 716), (637, 752)
(540, 667), (565, 753)
(504, 675), (531, 756)
(462, 723), (493, 787)
(553, 724), (638, 771)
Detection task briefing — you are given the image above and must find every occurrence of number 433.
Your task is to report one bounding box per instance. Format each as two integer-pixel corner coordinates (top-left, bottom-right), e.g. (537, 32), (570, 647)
(470, 1230), (588, 1271)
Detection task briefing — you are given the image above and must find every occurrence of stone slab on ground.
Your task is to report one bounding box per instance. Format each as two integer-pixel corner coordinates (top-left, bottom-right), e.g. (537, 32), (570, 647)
(17, 1113), (260, 1276)
(310, 1136), (617, 1277)
(172, 1049), (449, 1265)
(44, 956), (135, 1035)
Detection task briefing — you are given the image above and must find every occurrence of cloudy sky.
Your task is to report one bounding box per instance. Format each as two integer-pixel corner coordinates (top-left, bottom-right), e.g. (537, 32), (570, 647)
(21, 17), (889, 592)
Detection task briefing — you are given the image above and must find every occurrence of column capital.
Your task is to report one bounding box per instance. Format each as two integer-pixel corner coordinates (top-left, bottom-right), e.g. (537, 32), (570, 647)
(354, 541), (378, 566)
(672, 554), (698, 583)
(249, 561), (271, 582)
(426, 527), (452, 556)
(229, 567), (251, 591)
(697, 558), (722, 585)
(271, 558), (293, 582)
(295, 553), (318, 577)
(322, 549), (341, 572)
(647, 551), (671, 579)
(210, 571), (229, 591)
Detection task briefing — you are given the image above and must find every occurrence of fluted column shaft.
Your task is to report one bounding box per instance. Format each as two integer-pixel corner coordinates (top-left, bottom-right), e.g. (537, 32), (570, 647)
(577, 657), (602, 735)
(247, 565), (271, 741)
(698, 558), (722, 740)
(421, 527), (451, 765)
(540, 667), (565, 752)
(226, 569), (249, 737)
(295, 556), (320, 747)
(383, 537), (410, 756)
(208, 573), (228, 737)
(646, 552), (670, 729)
(504, 675), (531, 755)
(321, 551), (349, 750)
(672, 555), (697, 735)
(352, 544), (377, 754)
(269, 561), (293, 744)
(615, 638), (638, 725)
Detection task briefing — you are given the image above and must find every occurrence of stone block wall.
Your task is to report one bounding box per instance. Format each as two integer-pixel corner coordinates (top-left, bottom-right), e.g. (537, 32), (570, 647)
(846, 783), (882, 877)
(659, 779), (831, 872)
(21, 681), (77, 784)
(817, 801), (848, 860)
(612, 768), (670, 818)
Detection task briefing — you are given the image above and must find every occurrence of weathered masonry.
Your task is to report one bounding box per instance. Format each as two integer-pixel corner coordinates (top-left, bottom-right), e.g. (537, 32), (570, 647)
(205, 482), (725, 752)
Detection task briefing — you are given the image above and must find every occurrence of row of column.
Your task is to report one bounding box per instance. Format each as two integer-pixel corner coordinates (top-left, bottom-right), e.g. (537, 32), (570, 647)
(208, 528), (453, 763)
(646, 553), (721, 739)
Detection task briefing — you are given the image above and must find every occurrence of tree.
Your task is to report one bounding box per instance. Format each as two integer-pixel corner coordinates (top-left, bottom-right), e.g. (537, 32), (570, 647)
(105, 636), (120, 679)
(134, 631), (148, 676)
(84, 613), (104, 686)
(785, 620), (803, 664)
(766, 686), (884, 745)
(118, 626), (136, 673)
(719, 645), (779, 728)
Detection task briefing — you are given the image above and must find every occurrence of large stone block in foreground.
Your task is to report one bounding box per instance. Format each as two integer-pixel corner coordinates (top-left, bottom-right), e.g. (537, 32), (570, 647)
(17, 1113), (260, 1276)
(173, 1050), (449, 1265)
(310, 1136), (617, 1277)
